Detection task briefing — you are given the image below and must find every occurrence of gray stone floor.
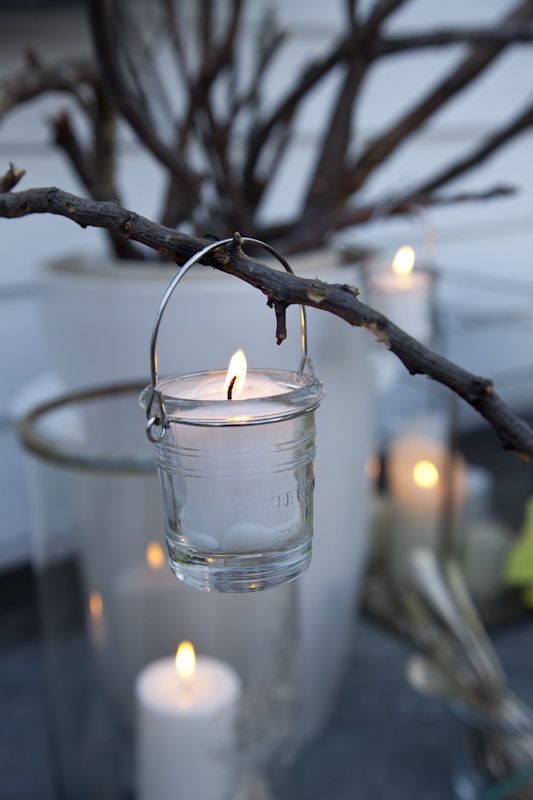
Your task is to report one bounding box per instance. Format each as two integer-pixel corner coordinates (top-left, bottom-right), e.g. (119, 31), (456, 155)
(2, 579), (533, 800)
(293, 620), (533, 800)
(0, 579), (57, 800)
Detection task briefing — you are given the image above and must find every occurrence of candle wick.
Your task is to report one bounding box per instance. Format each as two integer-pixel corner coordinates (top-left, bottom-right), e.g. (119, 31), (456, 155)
(227, 375), (237, 400)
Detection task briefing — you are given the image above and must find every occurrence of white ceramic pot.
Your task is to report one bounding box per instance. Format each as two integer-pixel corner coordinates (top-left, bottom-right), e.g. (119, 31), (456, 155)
(36, 249), (375, 742)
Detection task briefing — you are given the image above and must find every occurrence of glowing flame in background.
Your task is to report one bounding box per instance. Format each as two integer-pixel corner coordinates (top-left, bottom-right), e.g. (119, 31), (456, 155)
(146, 541), (165, 570)
(89, 591), (103, 619)
(412, 460), (439, 490)
(391, 245), (416, 276)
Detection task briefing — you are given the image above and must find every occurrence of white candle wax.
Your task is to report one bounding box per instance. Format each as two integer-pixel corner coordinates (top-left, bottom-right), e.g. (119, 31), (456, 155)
(107, 543), (184, 718)
(387, 432), (465, 583)
(175, 372), (287, 401)
(136, 653), (242, 800)
(167, 422), (307, 555)
(154, 368), (316, 558)
(367, 269), (432, 344)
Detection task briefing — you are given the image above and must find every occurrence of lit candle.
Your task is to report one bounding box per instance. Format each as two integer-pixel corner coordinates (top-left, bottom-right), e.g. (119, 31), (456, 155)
(167, 348), (288, 405)
(367, 245), (432, 344)
(136, 641), (242, 800)
(143, 349), (323, 591)
(87, 590), (107, 647)
(387, 432), (465, 583)
(107, 541), (185, 717)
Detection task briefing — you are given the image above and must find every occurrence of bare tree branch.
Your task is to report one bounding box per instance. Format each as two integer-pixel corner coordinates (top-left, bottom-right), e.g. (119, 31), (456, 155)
(230, 26), (287, 117)
(160, 0), (190, 84)
(51, 111), (96, 192)
(113, 1), (175, 135)
(260, 186), (515, 252)
(1, 184), (532, 458)
(51, 111), (140, 259)
(364, 0), (409, 37)
(241, 0), (406, 212)
(302, 57), (366, 221)
(404, 104), (533, 198)
(160, 0), (244, 228)
(342, 0), (533, 199)
(242, 34), (353, 209)
(1, 2), (530, 258)
(0, 57), (96, 119)
(345, 0), (359, 31)
(92, 84), (117, 199)
(197, 0), (214, 64)
(373, 22), (533, 56)
(330, 186), (516, 229)
(0, 163), (25, 192)
(88, 0), (199, 221)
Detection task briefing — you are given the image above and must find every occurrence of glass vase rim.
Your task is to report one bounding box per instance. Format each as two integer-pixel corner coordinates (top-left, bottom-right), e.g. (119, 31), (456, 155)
(139, 368), (325, 427)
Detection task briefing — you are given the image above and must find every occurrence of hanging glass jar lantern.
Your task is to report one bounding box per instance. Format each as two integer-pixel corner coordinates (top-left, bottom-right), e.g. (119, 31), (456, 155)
(140, 237), (325, 593)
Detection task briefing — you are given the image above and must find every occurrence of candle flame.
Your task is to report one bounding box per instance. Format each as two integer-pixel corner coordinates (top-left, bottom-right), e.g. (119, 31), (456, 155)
(146, 541), (165, 570)
(223, 349), (247, 399)
(89, 591), (103, 619)
(392, 245), (415, 276)
(413, 460), (439, 490)
(175, 641), (196, 681)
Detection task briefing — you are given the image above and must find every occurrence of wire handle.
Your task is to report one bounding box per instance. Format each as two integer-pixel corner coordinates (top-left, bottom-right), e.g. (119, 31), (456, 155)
(145, 235), (312, 442)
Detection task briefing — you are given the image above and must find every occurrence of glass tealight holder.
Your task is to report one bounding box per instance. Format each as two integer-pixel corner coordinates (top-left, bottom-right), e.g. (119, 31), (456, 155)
(141, 236), (325, 593)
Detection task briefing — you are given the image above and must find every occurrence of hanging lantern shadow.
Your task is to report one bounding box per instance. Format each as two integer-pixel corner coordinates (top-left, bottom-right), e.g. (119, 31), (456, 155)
(140, 236), (325, 593)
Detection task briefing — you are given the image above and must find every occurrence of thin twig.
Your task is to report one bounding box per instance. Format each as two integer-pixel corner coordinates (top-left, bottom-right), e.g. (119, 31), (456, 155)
(374, 23), (533, 56)
(342, 0), (533, 199)
(51, 111), (140, 259)
(363, 0), (408, 37)
(0, 163), (25, 192)
(161, 0), (190, 84)
(302, 56), (367, 220)
(405, 105), (533, 197)
(0, 57), (96, 119)
(88, 0), (199, 215)
(259, 185), (515, 252)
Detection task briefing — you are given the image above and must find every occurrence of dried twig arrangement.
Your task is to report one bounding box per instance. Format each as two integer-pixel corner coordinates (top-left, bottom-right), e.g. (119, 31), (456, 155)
(1, 0), (532, 256)
(405, 552), (533, 795)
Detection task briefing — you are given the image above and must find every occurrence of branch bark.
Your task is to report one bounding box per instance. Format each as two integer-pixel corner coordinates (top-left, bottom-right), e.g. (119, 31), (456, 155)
(342, 0), (533, 199)
(88, 0), (199, 222)
(373, 22), (533, 56)
(0, 57), (96, 119)
(0, 163), (25, 192)
(51, 109), (140, 260)
(1, 184), (532, 458)
(258, 185), (515, 252)
(403, 105), (533, 198)
(363, 0), (408, 36)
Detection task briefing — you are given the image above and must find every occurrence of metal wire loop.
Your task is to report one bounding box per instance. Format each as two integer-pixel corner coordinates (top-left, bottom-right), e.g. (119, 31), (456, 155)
(145, 235), (313, 434)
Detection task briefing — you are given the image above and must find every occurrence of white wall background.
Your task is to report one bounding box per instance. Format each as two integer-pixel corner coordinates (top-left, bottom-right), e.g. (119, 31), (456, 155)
(1, 0), (532, 565)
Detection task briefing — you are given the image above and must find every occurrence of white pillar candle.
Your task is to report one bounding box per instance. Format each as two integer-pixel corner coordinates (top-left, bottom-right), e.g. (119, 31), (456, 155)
(367, 246), (433, 343)
(136, 642), (242, 800)
(147, 352), (322, 592)
(106, 541), (184, 718)
(387, 432), (465, 583)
